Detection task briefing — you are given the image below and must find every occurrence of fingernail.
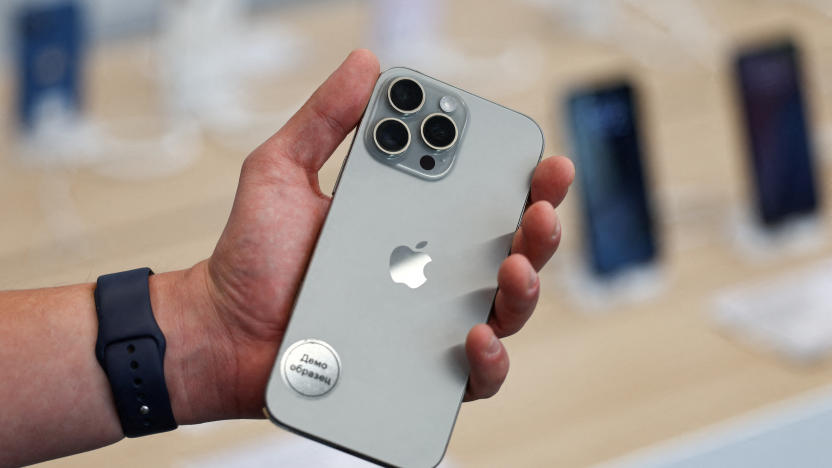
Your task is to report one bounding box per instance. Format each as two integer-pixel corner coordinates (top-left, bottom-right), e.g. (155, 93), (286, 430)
(552, 217), (562, 242)
(486, 334), (501, 356)
(527, 266), (538, 292)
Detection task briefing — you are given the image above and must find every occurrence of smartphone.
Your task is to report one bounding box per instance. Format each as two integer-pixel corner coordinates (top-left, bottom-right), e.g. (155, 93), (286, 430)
(264, 68), (543, 467)
(734, 40), (820, 227)
(565, 81), (658, 278)
(16, 1), (84, 129)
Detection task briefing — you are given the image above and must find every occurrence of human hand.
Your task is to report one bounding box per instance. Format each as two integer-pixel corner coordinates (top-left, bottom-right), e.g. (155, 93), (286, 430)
(180, 49), (574, 420)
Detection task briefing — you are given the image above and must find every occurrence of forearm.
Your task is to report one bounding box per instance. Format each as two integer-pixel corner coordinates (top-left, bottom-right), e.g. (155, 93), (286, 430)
(0, 262), (237, 466)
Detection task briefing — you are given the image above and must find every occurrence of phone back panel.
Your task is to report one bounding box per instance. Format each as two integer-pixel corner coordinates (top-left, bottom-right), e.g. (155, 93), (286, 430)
(265, 67), (543, 467)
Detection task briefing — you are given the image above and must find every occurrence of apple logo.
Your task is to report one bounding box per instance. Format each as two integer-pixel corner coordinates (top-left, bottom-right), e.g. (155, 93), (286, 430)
(389, 241), (432, 289)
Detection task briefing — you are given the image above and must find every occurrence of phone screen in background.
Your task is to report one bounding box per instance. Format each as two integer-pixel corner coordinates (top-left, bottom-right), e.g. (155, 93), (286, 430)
(735, 41), (819, 227)
(567, 83), (658, 277)
(16, 2), (83, 129)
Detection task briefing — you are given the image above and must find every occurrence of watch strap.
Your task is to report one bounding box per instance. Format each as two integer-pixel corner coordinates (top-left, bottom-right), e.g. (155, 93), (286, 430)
(94, 267), (178, 437)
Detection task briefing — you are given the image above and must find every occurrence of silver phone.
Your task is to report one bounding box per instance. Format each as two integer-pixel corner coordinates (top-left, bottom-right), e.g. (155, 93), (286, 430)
(264, 67), (544, 467)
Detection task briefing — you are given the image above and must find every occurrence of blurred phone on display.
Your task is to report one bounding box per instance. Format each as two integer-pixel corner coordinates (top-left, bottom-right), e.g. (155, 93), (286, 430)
(16, 2), (84, 130)
(734, 40), (820, 227)
(566, 82), (658, 278)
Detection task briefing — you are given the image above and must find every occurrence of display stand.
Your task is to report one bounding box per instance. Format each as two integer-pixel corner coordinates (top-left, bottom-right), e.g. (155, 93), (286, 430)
(712, 258), (832, 364)
(728, 206), (826, 263)
(14, 108), (202, 180)
(157, 0), (305, 152)
(558, 251), (666, 312)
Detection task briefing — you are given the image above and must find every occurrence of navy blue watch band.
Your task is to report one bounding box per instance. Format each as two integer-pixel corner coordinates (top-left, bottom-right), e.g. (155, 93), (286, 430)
(94, 267), (178, 437)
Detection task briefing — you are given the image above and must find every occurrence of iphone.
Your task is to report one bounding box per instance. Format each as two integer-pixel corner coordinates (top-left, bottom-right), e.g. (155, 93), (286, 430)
(565, 81), (658, 277)
(265, 67), (543, 467)
(734, 40), (820, 227)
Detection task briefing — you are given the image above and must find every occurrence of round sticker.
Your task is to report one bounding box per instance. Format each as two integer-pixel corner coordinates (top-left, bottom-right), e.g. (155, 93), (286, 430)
(280, 339), (341, 397)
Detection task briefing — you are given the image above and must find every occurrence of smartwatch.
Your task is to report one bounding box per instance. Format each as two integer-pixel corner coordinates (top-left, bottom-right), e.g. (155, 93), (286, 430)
(94, 267), (178, 437)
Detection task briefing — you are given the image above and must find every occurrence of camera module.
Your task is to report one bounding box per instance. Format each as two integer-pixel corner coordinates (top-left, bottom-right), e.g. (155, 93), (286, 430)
(420, 113), (458, 150)
(388, 77), (425, 114)
(373, 117), (410, 155)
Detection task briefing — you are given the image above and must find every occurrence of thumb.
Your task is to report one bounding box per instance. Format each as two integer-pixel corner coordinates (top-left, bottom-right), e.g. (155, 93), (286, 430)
(252, 49), (380, 174)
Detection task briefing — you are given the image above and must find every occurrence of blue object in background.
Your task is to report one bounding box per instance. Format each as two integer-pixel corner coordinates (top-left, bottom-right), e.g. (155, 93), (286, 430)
(566, 82), (659, 278)
(16, 1), (84, 130)
(734, 40), (819, 227)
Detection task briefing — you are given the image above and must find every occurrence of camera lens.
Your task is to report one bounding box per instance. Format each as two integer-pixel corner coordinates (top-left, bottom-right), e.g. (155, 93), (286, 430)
(373, 118), (410, 155)
(420, 113), (458, 150)
(388, 78), (425, 113)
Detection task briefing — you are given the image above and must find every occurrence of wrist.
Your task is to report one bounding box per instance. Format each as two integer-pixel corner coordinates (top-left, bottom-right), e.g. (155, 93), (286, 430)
(149, 262), (239, 424)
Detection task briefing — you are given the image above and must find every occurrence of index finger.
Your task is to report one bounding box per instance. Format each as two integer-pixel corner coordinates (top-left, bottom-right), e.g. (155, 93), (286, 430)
(530, 156), (575, 208)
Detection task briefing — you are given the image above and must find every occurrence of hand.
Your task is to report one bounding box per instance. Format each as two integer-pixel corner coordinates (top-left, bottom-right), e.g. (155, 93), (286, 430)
(194, 49), (574, 418)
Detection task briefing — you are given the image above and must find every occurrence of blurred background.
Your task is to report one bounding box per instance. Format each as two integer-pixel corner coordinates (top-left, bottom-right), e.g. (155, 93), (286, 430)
(7, 0), (832, 466)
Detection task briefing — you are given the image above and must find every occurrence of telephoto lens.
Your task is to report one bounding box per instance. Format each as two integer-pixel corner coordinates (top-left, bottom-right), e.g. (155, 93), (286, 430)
(373, 118), (410, 155)
(421, 113), (458, 150)
(388, 78), (425, 113)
